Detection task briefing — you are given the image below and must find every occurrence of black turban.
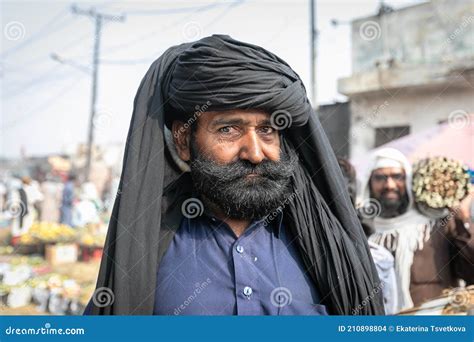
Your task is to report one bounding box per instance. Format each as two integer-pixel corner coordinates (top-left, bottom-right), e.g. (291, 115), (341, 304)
(87, 34), (384, 315)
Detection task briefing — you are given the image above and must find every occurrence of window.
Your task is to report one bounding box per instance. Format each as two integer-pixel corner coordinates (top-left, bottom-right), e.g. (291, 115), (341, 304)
(374, 125), (410, 147)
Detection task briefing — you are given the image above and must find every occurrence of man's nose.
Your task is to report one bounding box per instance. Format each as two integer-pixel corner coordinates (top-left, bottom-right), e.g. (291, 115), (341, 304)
(384, 177), (397, 190)
(239, 131), (265, 164)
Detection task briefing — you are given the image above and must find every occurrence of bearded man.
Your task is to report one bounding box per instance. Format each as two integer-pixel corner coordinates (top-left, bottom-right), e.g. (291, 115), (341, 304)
(358, 148), (474, 312)
(85, 35), (384, 315)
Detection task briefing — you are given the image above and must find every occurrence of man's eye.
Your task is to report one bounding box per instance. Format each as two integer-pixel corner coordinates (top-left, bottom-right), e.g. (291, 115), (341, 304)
(373, 175), (387, 182)
(258, 126), (275, 135)
(218, 126), (233, 134)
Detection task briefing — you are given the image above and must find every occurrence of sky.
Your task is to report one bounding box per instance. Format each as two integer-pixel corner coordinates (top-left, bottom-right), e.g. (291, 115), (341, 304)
(0, 0), (425, 158)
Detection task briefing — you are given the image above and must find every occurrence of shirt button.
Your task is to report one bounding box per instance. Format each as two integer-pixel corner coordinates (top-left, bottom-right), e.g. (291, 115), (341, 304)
(243, 286), (253, 297)
(236, 245), (244, 254)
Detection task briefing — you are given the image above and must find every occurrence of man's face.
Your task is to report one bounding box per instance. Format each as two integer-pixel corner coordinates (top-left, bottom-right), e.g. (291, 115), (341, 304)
(172, 109), (297, 220)
(369, 167), (409, 218)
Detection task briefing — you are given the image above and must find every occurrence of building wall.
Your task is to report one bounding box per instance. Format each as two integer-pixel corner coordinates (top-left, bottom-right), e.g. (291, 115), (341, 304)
(318, 102), (351, 158)
(351, 0), (473, 73)
(349, 86), (474, 158)
(338, 0), (474, 159)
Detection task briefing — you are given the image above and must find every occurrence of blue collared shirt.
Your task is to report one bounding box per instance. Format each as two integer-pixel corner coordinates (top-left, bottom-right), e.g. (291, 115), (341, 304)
(153, 211), (327, 315)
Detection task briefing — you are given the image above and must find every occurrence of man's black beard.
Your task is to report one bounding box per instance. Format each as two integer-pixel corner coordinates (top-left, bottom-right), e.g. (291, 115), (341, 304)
(189, 139), (298, 221)
(371, 188), (410, 218)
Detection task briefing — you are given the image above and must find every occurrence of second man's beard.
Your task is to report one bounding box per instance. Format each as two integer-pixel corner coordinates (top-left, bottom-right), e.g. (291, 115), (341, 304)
(189, 139), (299, 221)
(374, 189), (410, 218)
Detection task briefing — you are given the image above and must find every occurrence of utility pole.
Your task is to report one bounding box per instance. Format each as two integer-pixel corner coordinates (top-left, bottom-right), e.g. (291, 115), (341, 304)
(309, 0), (318, 109)
(71, 5), (125, 182)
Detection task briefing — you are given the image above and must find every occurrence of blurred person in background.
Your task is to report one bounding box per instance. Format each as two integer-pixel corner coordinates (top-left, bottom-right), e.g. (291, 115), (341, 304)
(72, 182), (102, 228)
(6, 178), (24, 237)
(0, 179), (6, 212)
(60, 173), (76, 227)
(19, 176), (43, 235)
(6, 176), (43, 237)
(338, 158), (398, 315)
(40, 176), (63, 223)
(358, 148), (474, 312)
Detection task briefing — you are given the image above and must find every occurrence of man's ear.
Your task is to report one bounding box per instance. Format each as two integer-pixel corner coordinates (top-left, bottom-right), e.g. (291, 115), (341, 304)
(172, 121), (191, 162)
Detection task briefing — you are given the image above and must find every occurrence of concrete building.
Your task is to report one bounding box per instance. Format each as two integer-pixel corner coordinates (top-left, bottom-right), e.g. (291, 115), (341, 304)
(318, 102), (351, 158)
(338, 0), (474, 159)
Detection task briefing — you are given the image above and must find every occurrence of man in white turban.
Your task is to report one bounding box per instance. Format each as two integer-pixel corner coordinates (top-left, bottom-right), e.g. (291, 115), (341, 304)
(358, 148), (474, 312)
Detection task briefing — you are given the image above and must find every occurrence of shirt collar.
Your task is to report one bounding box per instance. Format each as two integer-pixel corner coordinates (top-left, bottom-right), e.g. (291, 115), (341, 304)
(197, 204), (284, 239)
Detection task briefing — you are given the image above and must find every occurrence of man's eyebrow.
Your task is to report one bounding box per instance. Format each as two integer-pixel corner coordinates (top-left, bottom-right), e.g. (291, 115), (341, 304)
(210, 117), (272, 127)
(256, 118), (272, 126)
(372, 171), (405, 176)
(210, 118), (250, 127)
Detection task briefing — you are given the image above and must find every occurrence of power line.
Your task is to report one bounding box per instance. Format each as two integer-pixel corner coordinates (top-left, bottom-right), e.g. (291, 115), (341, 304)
(73, 0), (244, 61)
(2, 75), (88, 129)
(99, 0), (245, 66)
(0, 1), (119, 63)
(9, 31), (93, 70)
(1, 7), (72, 59)
(111, 2), (226, 16)
(3, 64), (65, 96)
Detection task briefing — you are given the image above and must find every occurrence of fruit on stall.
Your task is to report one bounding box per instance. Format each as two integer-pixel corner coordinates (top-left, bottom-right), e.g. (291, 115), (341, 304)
(18, 222), (78, 244)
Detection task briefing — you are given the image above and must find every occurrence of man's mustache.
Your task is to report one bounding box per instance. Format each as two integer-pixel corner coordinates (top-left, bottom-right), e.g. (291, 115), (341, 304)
(380, 189), (401, 197)
(190, 152), (298, 183)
